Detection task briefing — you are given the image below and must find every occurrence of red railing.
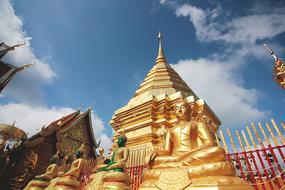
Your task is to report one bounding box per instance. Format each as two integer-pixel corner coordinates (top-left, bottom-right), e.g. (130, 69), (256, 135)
(125, 146), (285, 190)
(79, 146), (285, 190)
(125, 166), (146, 190)
(80, 120), (285, 190)
(227, 145), (285, 190)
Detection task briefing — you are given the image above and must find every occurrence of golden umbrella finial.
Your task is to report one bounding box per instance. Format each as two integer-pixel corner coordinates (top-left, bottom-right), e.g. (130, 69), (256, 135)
(156, 31), (167, 64)
(264, 44), (278, 61)
(158, 31), (162, 41)
(0, 124), (26, 145)
(264, 44), (285, 89)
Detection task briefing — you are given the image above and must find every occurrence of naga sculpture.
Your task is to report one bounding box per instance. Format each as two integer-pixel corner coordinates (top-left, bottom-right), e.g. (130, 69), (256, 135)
(139, 98), (254, 190)
(86, 131), (130, 190)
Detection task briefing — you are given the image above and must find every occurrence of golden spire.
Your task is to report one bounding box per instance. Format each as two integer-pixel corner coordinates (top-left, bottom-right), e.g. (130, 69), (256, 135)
(128, 32), (195, 99)
(264, 44), (278, 61)
(156, 32), (167, 64)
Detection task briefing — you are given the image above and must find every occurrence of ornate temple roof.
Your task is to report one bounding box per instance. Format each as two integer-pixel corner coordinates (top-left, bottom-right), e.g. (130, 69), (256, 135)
(26, 109), (99, 148)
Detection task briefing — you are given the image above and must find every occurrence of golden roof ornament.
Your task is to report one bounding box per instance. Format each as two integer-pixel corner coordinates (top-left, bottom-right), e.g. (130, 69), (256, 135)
(264, 44), (285, 89)
(119, 128), (127, 141)
(0, 41), (25, 59)
(156, 31), (167, 64)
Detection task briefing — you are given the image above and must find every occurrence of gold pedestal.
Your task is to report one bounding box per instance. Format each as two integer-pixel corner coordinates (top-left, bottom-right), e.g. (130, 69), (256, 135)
(45, 177), (62, 190)
(140, 177), (254, 190)
(86, 171), (130, 190)
(102, 182), (131, 190)
(188, 176), (254, 190)
(24, 180), (50, 190)
(54, 175), (80, 190)
(139, 169), (254, 190)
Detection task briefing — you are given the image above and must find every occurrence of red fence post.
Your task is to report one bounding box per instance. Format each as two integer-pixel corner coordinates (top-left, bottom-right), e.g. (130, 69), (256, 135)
(267, 145), (285, 180)
(241, 151), (257, 189)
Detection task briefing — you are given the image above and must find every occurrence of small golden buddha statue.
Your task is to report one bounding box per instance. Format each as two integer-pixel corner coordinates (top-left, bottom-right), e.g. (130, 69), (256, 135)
(98, 147), (105, 163)
(86, 131), (130, 190)
(54, 143), (88, 190)
(24, 150), (68, 190)
(140, 98), (254, 190)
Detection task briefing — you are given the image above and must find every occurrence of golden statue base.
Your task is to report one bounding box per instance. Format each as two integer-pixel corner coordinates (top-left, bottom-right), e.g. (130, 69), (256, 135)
(24, 180), (50, 190)
(140, 176), (254, 190)
(54, 175), (80, 190)
(189, 176), (254, 190)
(139, 168), (254, 190)
(45, 177), (61, 190)
(86, 171), (130, 190)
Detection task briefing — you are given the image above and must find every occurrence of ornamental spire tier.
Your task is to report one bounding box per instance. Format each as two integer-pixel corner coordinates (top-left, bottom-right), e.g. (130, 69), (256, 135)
(156, 32), (166, 63)
(109, 33), (221, 166)
(132, 32), (196, 101)
(264, 44), (285, 89)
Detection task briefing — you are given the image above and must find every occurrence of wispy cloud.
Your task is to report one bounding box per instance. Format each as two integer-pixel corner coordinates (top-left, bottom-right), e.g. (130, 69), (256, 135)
(172, 58), (269, 127)
(0, 103), (75, 135)
(175, 3), (285, 45)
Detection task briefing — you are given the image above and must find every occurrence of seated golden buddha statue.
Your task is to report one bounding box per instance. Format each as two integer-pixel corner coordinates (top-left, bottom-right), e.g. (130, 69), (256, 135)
(96, 147), (105, 165)
(140, 98), (254, 190)
(86, 131), (130, 190)
(24, 150), (68, 190)
(53, 143), (89, 190)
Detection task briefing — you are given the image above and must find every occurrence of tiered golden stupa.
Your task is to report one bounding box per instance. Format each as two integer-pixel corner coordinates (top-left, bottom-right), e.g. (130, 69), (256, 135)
(110, 32), (221, 166)
(110, 33), (254, 190)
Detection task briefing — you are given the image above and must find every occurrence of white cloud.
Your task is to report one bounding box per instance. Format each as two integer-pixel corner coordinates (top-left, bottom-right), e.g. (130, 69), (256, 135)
(160, 0), (167, 4)
(175, 3), (285, 45)
(0, 0), (55, 104)
(0, 103), (75, 135)
(172, 58), (268, 127)
(90, 110), (112, 152)
(99, 134), (113, 154)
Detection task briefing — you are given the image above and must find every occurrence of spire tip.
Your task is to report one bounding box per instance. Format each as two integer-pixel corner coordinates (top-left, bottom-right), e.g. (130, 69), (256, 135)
(264, 44), (278, 61)
(156, 31), (166, 63)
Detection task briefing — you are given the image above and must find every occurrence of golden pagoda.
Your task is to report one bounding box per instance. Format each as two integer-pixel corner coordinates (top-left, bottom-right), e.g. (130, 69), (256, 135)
(110, 32), (221, 167)
(108, 33), (254, 190)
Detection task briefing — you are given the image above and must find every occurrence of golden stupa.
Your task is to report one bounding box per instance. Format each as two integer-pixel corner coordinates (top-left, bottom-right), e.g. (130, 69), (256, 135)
(109, 33), (254, 190)
(110, 32), (221, 164)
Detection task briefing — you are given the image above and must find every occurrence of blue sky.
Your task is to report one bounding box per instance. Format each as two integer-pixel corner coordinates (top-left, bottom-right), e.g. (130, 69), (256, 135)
(0, 0), (285, 150)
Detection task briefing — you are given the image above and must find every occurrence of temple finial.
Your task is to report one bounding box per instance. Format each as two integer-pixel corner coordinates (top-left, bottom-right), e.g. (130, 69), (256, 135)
(264, 44), (278, 61)
(0, 41), (25, 60)
(156, 32), (167, 64)
(17, 60), (36, 71)
(12, 120), (16, 127)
